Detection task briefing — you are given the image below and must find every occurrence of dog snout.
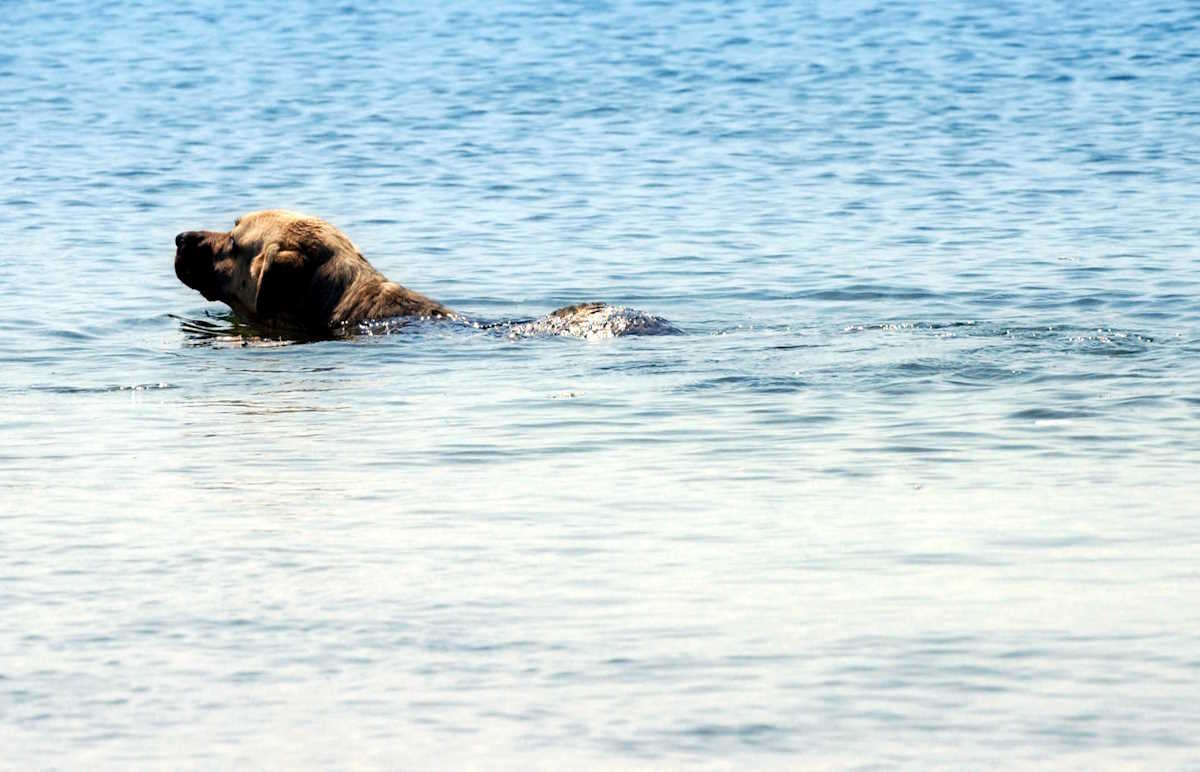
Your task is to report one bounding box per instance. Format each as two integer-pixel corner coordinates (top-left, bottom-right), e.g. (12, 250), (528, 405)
(175, 231), (203, 251)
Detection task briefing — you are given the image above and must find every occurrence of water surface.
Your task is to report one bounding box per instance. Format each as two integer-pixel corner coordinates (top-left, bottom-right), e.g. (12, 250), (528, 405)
(2, 0), (1200, 768)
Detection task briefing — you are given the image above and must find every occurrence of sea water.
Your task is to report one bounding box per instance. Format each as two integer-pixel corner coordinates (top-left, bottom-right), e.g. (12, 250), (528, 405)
(2, 0), (1199, 767)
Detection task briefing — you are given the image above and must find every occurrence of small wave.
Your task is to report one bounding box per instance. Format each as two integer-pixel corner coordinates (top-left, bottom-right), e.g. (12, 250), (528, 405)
(31, 382), (176, 395)
(178, 305), (678, 346)
(841, 320), (979, 335)
(1063, 328), (1155, 355)
(505, 304), (680, 341)
(686, 374), (809, 394)
(841, 320), (1156, 353)
(353, 315), (469, 337)
(175, 313), (316, 348)
(810, 284), (937, 301)
(1009, 407), (1097, 421)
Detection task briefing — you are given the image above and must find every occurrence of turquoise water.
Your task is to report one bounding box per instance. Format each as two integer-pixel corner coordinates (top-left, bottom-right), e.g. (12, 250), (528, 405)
(3, 0), (1200, 767)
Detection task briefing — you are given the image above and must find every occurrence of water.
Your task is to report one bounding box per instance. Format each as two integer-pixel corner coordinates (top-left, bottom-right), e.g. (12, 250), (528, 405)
(3, 0), (1200, 767)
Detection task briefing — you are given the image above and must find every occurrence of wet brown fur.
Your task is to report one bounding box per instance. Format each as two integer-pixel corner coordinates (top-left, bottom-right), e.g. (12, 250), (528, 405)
(175, 210), (452, 333)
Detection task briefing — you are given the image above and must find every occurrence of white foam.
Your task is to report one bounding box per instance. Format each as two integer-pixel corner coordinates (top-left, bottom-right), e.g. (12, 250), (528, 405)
(506, 305), (679, 341)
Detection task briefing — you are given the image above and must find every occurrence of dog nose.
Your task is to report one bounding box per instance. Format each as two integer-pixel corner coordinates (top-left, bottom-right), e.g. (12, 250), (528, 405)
(176, 231), (202, 249)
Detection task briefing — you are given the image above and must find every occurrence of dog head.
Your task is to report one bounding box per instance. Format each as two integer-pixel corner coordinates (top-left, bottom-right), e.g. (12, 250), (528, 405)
(175, 210), (356, 326)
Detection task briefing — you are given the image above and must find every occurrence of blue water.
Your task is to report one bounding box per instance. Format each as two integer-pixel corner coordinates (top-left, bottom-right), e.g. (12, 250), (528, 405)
(3, 0), (1200, 767)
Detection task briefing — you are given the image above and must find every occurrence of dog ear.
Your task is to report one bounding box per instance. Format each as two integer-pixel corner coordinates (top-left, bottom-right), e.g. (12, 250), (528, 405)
(253, 243), (308, 320)
(286, 220), (338, 266)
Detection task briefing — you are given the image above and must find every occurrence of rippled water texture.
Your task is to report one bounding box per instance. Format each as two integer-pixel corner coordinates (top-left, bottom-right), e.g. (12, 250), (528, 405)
(3, 1), (1199, 768)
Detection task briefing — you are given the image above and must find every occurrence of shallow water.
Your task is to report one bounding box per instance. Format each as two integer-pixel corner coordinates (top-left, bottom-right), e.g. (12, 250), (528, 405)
(3, 0), (1200, 767)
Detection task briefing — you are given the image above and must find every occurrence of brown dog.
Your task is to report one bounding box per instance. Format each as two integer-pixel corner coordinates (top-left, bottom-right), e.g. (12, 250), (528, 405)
(175, 209), (674, 338)
(175, 209), (463, 333)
